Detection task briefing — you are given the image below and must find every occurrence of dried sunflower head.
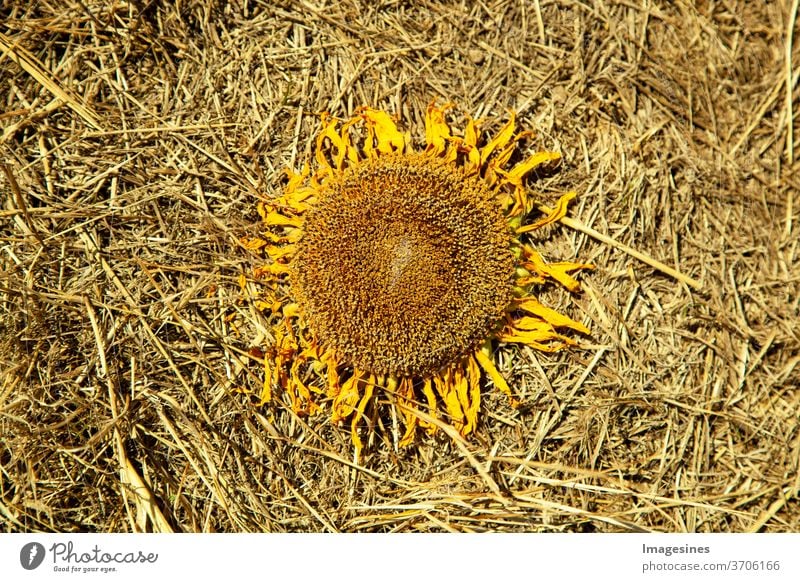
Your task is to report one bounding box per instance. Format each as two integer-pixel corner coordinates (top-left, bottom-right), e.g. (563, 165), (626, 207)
(247, 102), (591, 452)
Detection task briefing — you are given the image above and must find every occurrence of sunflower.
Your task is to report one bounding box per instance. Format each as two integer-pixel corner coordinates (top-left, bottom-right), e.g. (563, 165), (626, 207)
(246, 102), (592, 452)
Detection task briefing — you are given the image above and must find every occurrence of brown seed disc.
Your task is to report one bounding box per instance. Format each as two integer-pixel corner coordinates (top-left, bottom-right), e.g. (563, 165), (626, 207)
(290, 153), (514, 377)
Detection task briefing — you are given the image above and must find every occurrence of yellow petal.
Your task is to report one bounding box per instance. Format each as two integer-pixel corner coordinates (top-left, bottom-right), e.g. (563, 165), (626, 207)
(285, 164), (310, 195)
(316, 113), (349, 170)
(464, 356), (481, 435)
(517, 191), (577, 233)
(511, 316), (558, 333)
(434, 370), (465, 432)
(265, 244), (295, 261)
(254, 300), (277, 312)
(464, 116), (480, 148)
(268, 262), (291, 276)
(283, 187), (316, 212)
(497, 326), (573, 350)
(396, 377), (418, 447)
(523, 249), (593, 293)
(240, 237), (267, 251)
(341, 116), (362, 165)
(324, 360), (340, 399)
(454, 366), (471, 434)
(462, 117), (482, 174)
(421, 378), (438, 433)
(251, 265), (272, 279)
(425, 101), (453, 157)
(506, 151), (562, 186)
(480, 113), (515, 165)
(508, 187), (529, 219)
(264, 211), (302, 228)
(289, 358), (319, 415)
(515, 275), (547, 287)
(474, 349), (518, 406)
(515, 296), (590, 334)
(492, 133), (528, 170)
(281, 302), (300, 319)
(360, 107), (405, 155)
(399, 422), (417, 447)
(350, 376), (375, 452)
(332, 370), (363, 423)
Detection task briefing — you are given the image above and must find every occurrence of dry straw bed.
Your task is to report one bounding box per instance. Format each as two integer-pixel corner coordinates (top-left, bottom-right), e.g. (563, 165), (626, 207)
(1, 0), (798, 533)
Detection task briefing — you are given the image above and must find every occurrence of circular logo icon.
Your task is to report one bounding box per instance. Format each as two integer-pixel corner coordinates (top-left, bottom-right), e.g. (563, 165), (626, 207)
(20, 542), (46, 570)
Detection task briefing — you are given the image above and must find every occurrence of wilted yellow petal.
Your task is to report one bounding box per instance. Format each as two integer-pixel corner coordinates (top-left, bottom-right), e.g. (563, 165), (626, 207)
(289, 357), (319, 415)
(421, 378), (438, 433)
(498, 327), (571, 350)
(326, 369), (340, 400)
(283, 374), (299, 411)
(492, 134), (527, 171)
(425, 101), (453, 157)
(268, 262), (291, 276)
(480, 113), (515, 165)
(332, 370), (363, 423)
(284, 188), (316, 212)
(399, 421), (417, 447)
(464, 116), (479, 149)
(252, 265), (270, 279)
(285, 164), (310, 195)
(262, 228), (303, 245)
(264, 211), (302, 228)
(240, 237), (267, 251)
(257, 201), (268, 221)
(397, 378), (418, 447)
(350, 376), (375, 452)
(316, 113), (349, 170)
(454, 366), (471, 434)
(517, 190), (577, 233)
(454, 367), (469, 410)
(474, 349), (518, 406)
(434, 370), (465, 432)
(464, 356), (481, 435)
(265, 244), (295, 261)
(515, 296), (590, 334)
(360, 107), (405, 155)
(460, 116), (482, 175)
(511, 316), (556, 333)
(507, 151), (562, 186)
(523, 249), (593, 293)
(281, 303), (300, 319)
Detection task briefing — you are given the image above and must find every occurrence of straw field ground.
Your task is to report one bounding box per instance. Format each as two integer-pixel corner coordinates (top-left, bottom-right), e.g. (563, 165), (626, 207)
(1, 0), (798, 532)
